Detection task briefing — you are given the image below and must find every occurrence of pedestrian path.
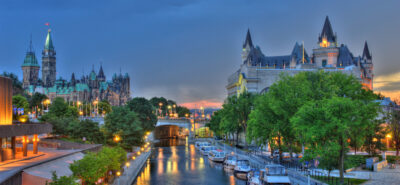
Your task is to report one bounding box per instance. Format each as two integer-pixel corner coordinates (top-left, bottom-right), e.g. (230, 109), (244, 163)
(112, 149), (152, 185)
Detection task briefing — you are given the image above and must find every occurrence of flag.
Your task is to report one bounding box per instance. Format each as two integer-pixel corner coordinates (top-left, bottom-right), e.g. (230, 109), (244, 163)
(45, 22), (50, 26)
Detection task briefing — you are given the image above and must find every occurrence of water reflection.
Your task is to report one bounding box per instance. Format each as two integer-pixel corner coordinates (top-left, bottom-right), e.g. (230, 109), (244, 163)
(133, 139), (245, 185)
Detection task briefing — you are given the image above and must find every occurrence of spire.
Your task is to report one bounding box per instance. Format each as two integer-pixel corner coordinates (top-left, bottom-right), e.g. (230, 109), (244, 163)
(98, 64), (105, 79)
(319, 16), (337, 44)
(28, 34), (34, 52)
(243, 29), (254, 48)
(22, 35), (39, 67)
(362, 41), (372, 60)
(71, 72), (76, 85)
(44, 29), (54, 50)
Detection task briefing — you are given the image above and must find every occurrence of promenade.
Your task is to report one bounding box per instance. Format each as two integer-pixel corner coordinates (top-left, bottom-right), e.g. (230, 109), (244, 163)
(112, 149), (152, 185)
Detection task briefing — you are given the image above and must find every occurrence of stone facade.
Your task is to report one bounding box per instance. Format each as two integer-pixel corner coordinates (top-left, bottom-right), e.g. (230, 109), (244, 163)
(227, 16), (374, 96)
(22, 30), (131, 106)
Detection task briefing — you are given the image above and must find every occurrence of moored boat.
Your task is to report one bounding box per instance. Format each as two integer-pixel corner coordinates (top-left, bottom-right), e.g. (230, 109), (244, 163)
(208, 149), (226, 162)
(262, 164), (291, 185)
(234, 159), (251, 180)
(200, 146), (217, 156)
(224, 155), (238, 170)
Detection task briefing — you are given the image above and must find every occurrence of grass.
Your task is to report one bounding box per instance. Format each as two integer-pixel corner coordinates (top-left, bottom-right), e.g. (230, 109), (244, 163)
(313, 175), (368, 185)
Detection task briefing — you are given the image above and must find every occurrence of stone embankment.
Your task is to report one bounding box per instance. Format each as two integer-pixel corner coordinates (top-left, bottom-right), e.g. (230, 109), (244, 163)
(112, 149), (152, 185)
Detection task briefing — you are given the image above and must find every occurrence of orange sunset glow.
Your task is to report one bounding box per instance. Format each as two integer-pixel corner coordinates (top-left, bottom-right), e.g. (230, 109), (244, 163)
(179, 100), (222, 109)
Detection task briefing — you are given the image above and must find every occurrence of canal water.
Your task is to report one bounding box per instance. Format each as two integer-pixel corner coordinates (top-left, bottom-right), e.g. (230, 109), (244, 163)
(133, 138), (246, 185)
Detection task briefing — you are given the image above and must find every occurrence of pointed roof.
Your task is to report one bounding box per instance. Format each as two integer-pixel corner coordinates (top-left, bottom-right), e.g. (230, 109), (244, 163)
(362, 41), (372, 60)
(243, 29), (254, 48)
(291, 42), (310, 64)
(44, 29), (54, 50)
(319, 16), (336, 43)
(98, 64), (105, 78)
(22, 36), (39, 67)
(71, 73), (76, 82)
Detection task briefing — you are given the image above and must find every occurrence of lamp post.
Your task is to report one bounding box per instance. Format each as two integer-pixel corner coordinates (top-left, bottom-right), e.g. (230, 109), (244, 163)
(116, 171), (121, 185)
(386, 134), (392, 149)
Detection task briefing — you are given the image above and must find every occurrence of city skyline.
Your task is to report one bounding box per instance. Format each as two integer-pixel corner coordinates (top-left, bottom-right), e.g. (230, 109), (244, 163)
(1, 0), (400, 107)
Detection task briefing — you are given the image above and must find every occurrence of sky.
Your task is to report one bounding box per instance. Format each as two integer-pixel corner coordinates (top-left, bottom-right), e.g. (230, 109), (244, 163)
(1, 0), (400, 108)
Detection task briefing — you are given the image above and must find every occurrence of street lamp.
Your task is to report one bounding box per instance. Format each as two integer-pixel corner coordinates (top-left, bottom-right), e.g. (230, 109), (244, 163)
(116, 171), (121, 185)
(386, 134), (392, 149)
(114, 135), (121, 143)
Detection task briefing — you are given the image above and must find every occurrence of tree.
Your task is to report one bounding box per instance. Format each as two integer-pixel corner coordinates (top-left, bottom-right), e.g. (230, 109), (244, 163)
(13, 95), (30, 111)
(247, 94), (279, 150)
(104, 106), (144, 148)
(176, 106), (190, 117)
(46, 171), (78, 185)
(70, 152), (107, 185)
(29, 92), (48, 112)
(98, 100), (112, 115)
(68, 120), (104, 143)
(291, 97), (379, 184)
(40, 97), (79, 135)
(207, 110), (223, 137)
(127, 97), (157, 131)
(389, 108), (400, 156)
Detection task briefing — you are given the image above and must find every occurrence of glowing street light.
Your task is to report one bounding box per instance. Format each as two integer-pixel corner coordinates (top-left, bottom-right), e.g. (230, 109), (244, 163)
(125, 162), (130, 167)
(114, 135), (121, 143)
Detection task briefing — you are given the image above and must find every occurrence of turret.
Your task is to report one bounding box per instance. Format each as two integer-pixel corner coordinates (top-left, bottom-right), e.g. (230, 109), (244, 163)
(42, 29), (56, 87)
(242, 29), (254, 63)
(97, 64), (106, 82)
(362, 41), (372, 62)
(22, 36), (40, 89)
(70, 73), (76, 86)
(318, 16), (337, 48)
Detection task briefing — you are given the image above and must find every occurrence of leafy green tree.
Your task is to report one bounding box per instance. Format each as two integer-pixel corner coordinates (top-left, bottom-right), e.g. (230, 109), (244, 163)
(70, 152), (107, 185)
(40, 97), (79, 135)
(13, 95), (30, 112)
(247, 94), (279, 149)
(207, 110), (223, 137)
(29, 92), (47, 111)
(389, 108), (400, 156)
(291, 97), (379, 184)
(104, 106), (144, 148)
(127, 97), (157, 131)
(98, 100), (112, 115)
(68, 120), (104, 143)
(46, 171), (78, 185)
(98, 146), (127, 172)
(150, 97), (169, 116)
(176, 106), (190, 117)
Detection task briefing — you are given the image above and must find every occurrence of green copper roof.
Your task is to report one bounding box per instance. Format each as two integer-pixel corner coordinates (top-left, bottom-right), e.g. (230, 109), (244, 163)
(90, 71), (97, 80)
(22, 52), (39, 67)
(45, 30), (54, 50)
(100, 81), (109, 91)
(75, 83), (90, 92)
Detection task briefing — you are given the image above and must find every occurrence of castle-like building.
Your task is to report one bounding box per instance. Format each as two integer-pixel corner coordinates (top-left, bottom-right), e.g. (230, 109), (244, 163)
(227, 16), (373, 96)
(21, 30), (130, 106)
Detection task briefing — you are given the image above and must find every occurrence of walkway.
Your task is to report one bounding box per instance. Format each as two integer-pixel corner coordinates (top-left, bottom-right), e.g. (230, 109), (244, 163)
(0, 146), (79, 183)
(113, 149), (152, 185)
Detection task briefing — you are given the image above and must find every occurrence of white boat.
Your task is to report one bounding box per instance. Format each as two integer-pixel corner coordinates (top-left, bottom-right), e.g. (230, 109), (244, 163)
(247, 169), (263, 185)
(200, 146), (217, 156)
(195, 142), (210, 150)
(262, 164), (291, 185)
(224, 155), (238, 170)
(234, 159), (251, 180)
(208, 149), (226, 162)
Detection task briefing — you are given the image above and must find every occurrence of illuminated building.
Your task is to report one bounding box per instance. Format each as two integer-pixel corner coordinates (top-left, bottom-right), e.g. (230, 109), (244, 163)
(0, 76), (52, 162)
(227, 16), (374, 96)
(21, 29), (131, 106)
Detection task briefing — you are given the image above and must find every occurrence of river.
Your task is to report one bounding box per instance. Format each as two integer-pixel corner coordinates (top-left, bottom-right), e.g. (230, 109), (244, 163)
(132, 138), (246, 185)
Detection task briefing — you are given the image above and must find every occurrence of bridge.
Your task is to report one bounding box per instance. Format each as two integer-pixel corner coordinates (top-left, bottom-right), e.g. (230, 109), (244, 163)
(154, 118), (210, 139)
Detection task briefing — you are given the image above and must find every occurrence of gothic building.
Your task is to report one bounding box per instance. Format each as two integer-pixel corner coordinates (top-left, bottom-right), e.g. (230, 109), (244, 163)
(22, 29), (131, 106)
(227, 16), (374, 96)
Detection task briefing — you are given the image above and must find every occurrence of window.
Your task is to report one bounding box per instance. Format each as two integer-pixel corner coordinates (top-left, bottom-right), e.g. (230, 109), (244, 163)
(322, 60), (327, 67)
